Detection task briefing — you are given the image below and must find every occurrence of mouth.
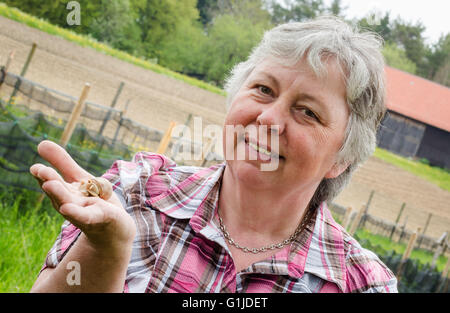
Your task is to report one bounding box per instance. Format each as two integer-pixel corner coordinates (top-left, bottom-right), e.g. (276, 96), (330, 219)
(244, 135), (284, 161)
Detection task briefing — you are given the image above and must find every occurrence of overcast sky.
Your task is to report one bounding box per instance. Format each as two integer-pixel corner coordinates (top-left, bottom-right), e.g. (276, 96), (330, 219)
(332, 0), (450, 45)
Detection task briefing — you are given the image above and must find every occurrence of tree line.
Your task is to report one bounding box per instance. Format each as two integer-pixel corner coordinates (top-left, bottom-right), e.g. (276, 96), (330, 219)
(3, 0), (449, 87)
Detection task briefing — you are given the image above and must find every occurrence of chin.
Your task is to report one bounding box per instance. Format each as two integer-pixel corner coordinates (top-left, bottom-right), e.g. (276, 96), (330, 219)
(231, 159), (278, 188)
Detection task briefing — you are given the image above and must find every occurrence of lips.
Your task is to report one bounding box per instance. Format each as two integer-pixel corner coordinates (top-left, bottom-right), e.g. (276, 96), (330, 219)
(244, 134), (283, 160)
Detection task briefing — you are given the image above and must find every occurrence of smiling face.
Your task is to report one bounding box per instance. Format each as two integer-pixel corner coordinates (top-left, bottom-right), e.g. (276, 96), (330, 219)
(223, 56), (350, 194)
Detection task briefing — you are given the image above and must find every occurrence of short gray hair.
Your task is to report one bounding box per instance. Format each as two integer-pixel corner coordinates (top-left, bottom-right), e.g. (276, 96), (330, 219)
(223, 16), (387, 210)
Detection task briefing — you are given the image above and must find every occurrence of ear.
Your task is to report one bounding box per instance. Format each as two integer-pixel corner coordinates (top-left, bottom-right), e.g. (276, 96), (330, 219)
(324, 161), (349, 179)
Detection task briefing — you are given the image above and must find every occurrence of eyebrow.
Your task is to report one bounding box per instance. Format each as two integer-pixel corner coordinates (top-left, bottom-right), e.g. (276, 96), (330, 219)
(251, 71), (279, 90)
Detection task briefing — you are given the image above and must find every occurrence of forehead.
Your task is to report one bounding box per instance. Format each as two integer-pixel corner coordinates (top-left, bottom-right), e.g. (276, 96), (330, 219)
(250, 57), (347, 100)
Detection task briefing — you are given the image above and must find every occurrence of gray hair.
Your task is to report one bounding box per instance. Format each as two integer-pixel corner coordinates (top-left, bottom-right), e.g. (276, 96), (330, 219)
(223, 16), (387, 210)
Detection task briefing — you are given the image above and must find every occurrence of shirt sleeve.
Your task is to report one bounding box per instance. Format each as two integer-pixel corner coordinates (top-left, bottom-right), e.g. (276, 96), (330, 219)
(345, 243), (398, 293)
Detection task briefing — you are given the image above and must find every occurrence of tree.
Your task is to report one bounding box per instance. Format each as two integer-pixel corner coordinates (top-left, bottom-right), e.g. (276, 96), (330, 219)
(427, 33), (450, 86)
(202, 13), (269, 85)
(266, 0), (325, 24)
(89, 0), (143, 55)
(134, 0), (199, 59)
(196, 0), (220, 26)
(326, 0), (347, 17)
(382, 42), (417, 74)
(390, 18), (428, 73)
(358, 12), (392, 43)
(3, 0), (102, 34)
(158, 20), (208, 79)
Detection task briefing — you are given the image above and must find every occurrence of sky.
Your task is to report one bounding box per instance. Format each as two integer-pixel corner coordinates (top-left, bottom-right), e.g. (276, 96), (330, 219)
(333, 0), (450, 45)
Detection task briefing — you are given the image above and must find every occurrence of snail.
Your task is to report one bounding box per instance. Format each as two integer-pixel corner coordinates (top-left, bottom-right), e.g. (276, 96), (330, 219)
(79, 177), (113, 200)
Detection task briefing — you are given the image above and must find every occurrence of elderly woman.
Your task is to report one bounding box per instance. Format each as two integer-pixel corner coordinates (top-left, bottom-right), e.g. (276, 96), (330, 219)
(30, 16), (397, 293)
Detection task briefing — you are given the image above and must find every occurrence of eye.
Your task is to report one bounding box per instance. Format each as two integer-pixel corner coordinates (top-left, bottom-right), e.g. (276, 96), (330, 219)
(257, 85), (273, 96)
(292, 106), (320, 122)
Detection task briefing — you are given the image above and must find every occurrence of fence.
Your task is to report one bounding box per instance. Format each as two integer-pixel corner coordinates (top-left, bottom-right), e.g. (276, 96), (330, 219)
(0, 70), (225, 165)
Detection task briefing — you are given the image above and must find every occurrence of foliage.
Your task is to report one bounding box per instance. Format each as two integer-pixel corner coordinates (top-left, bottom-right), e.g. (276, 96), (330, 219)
(1, 0), (102, 34)
(382, 42), (417, 74)
(354, 229), (449, 293)
(267, 0), (325, 24)
(158, 19), (208, 79)
(426, 33), (450, 86)
(389, 18), (429, 77)
(201, 13), (270, 86)
(196, 0), (220, 26)
(134, 0), (199, 60)
(88, 0), (143, 55)
(0, 186), (64, 292)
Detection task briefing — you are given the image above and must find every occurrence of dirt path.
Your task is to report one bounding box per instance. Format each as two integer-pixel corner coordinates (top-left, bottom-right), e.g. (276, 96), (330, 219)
(1, 16), (448, 238)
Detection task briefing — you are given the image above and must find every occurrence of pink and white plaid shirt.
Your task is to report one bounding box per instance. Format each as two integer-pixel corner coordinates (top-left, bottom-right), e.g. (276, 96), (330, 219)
(41, 152), (397, 293)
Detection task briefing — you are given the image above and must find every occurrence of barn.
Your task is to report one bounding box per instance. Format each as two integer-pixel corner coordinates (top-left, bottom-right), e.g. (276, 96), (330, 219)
(376, 66), (450, 169)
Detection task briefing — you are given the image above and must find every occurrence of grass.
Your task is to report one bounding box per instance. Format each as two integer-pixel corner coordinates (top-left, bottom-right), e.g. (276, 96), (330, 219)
(355, 228), (448, 272)
(373, 147), (450, 192)
(0, 2), (225, 97)
(0, 188), (64, 292)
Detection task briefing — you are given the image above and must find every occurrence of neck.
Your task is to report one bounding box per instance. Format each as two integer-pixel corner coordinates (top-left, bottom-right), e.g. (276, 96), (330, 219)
(218, 165), (318, 243)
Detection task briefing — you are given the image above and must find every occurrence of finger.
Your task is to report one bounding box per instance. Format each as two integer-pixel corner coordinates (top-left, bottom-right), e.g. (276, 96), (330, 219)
(41, 180), (82, 208)
(30, 163), (64, 183)
(37, 140), (93, 183)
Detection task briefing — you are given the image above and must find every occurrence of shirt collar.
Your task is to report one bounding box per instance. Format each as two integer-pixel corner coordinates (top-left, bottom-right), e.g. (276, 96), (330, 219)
(148, 162), (346, 292)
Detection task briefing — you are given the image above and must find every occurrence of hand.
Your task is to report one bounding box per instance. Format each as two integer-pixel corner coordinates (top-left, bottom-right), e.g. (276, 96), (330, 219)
(30, 140), (136, 253)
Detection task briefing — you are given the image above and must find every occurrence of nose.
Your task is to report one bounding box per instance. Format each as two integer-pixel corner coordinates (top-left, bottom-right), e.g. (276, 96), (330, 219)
(256, 101), (286, 135)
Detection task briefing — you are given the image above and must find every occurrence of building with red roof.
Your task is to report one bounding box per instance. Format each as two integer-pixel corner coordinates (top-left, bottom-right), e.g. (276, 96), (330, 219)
(376, 66), (450, 169)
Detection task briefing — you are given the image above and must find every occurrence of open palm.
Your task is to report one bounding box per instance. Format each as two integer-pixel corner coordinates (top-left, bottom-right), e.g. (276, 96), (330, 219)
(30, 140), (136, 248)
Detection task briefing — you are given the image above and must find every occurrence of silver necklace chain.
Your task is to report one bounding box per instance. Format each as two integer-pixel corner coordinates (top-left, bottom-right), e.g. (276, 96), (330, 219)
(217, 211), (304, 254)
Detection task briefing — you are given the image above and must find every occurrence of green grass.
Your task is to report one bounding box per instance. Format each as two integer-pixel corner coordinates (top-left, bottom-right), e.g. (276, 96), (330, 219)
(373, 147), (450, 192)
(0, 189), (64, 292)
(355, 228), (448, 272)
(0, 2), (225, 96)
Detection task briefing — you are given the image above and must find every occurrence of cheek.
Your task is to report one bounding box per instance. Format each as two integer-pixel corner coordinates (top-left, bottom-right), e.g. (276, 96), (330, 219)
(226, 95), (260, 126)
(289, 128), (332, 160)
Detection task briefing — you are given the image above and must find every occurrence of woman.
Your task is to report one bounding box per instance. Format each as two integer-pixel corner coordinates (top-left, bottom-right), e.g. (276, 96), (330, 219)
(30, 16), (397, 293)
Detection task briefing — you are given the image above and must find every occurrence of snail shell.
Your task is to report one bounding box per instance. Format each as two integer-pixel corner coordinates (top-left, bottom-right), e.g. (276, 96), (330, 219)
(79, 177), (113, 200)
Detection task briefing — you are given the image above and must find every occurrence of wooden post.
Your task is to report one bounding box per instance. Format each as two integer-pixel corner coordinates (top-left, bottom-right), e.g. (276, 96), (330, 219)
(172, 113), (192, 160)
(8, 43), (37, 105)
(342, 206), (353, 230)
(396, 227), (421, 280)
(402, 227), (421, 261)
(349, 205), (365, 236)
(441, 253), (450, 278)
(112, 98), (130, 147)
(0, 50), (15, 94)
(198, 137), (216, 167)
(60, 83), (91, 148)
(361, 190), (374, 228)
(418, 213), (432, 249)
(390, 202), (406, 240)
(156, 121), (176, 155)
(431, 232), (448, 270)
(98, 81), (124, 136)
(439, 254), (450, 292)
(398, 215), (409, 243)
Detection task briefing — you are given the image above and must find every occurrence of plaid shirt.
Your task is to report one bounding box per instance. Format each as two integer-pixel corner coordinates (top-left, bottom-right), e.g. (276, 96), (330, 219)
(41, 152), (398, 293)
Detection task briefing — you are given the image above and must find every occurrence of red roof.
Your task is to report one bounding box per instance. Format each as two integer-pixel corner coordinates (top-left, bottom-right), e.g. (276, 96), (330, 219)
(384, 66), (450, 132)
